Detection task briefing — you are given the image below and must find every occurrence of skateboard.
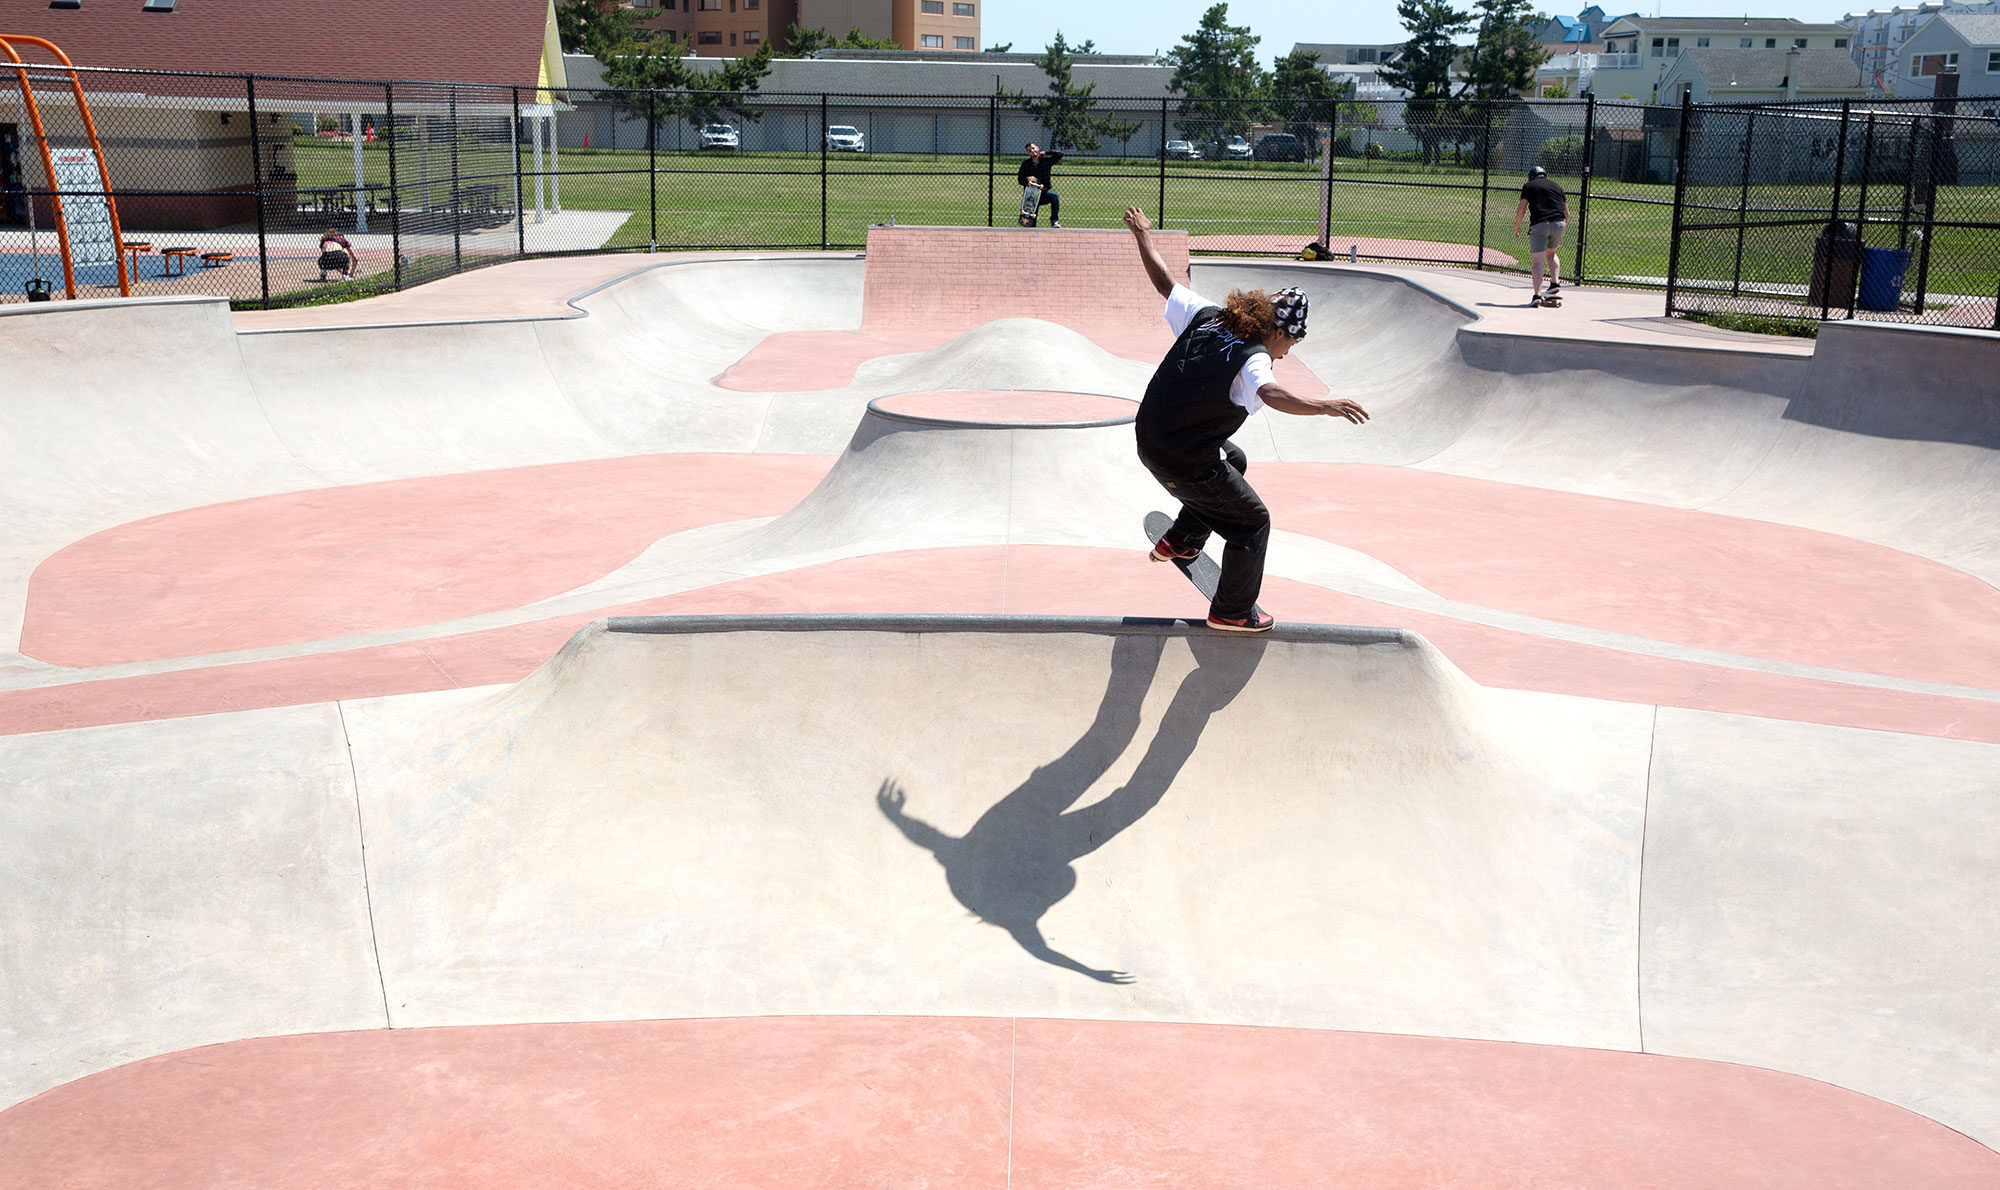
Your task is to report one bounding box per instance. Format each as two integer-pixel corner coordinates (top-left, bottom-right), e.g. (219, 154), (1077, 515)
(1530, 286), (1563, 308)
(1145, 511), (1267, 626)
(1017, 182), (1043, 227)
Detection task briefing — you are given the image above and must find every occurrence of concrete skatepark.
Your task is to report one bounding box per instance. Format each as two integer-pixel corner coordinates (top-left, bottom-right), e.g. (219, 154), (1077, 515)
(2, 226), (1998, 1186)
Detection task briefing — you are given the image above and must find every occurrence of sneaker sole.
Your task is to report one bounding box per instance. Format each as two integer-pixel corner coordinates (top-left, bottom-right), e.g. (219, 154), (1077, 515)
(1206, 617), (1274, 633)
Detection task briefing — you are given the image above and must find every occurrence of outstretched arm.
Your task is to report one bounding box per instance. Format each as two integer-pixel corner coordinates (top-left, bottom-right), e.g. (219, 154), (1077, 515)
(1260, 383), (1369, 423)
(876, 780), (954, 855)
(1123, 206), (1176, 299)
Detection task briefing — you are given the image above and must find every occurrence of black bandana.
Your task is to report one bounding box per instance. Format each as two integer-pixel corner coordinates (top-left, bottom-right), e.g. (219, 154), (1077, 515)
(1274, 287), (1308, 339)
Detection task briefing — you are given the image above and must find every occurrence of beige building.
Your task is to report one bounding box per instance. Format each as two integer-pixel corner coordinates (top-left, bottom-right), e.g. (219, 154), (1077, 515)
(633, 0), (980, 56)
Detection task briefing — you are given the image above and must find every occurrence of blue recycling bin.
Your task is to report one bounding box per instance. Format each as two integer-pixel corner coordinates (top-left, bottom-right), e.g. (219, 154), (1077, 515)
(1858, 246), (1911, 312)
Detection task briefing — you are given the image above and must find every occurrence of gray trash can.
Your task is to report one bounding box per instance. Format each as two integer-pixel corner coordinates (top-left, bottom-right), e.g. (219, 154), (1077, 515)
(1808, 220), (1863, 310)
(1858, 246), (1911, 312)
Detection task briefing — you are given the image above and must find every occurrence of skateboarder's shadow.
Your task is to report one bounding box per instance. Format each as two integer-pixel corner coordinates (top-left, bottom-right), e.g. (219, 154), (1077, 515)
(875, 631), (1264, 984)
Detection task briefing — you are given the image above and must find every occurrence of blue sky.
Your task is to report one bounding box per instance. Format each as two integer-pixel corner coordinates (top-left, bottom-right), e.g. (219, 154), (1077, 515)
(981, 0), (1860, 66)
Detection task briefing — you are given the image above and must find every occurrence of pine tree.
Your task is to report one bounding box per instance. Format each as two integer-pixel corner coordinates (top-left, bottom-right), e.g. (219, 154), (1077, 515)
(1167, 4), (1268, 144)
(1380, 0), (1472, 164)
(1462, 0), (1548, 101)
(999, 31), (1141, 153)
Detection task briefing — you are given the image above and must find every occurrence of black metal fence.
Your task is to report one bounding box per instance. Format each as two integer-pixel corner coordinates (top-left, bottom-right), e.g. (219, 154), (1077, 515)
(3, 61), (1996, 329)
(1665, 94), (2000, 330)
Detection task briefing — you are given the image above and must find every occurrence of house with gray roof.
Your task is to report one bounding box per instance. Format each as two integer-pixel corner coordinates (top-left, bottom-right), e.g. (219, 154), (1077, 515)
(1655, 45), (1873, 103)
(1897, 12), (2000, 102)
(1591, 16), (1855, 100)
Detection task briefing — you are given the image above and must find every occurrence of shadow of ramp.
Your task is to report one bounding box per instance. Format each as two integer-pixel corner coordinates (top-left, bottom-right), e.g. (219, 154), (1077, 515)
(875, 632), (1265, 982)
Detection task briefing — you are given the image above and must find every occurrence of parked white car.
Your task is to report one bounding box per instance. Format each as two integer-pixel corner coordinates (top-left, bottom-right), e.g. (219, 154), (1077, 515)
(699, 123), (740, 150)
(825, 125), (866, 153)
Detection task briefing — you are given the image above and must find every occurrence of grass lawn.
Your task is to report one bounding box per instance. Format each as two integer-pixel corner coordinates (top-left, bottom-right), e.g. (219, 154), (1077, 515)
(289, 137), (1998, 302)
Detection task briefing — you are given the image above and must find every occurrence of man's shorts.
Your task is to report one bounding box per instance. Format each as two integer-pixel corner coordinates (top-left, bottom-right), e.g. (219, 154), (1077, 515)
(1530, 220), (1566, 254)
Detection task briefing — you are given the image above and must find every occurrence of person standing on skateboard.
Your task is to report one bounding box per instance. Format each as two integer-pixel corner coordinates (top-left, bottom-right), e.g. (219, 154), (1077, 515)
(1513, 164), (1569, 305)
(1018, 142), (1064, 227)
(1122, 205), (1369, 632)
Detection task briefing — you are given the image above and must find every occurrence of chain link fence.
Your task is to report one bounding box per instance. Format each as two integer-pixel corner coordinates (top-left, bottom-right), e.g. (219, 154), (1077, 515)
(1666, 96), (2000, 331)
(5, 61), (1997, 328)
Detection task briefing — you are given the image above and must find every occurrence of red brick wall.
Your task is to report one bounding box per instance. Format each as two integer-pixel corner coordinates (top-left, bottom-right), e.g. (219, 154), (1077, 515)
(861, 225), (1191, 334)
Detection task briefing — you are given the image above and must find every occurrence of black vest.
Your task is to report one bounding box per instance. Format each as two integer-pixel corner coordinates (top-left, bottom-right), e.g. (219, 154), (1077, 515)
(1134, 307), (1266, 476)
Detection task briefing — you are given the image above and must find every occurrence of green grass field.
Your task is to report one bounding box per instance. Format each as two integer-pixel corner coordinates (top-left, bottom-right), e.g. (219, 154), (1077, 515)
(289, 138), (1999, 306)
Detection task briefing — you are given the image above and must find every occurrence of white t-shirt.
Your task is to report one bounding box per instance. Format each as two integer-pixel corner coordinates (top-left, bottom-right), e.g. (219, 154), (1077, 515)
(1164, 284), (1275, 414)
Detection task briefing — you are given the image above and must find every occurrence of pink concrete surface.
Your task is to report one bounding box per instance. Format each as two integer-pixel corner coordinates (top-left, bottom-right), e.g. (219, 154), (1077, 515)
(22, 457), (1998, 692)
(21, 455), (831, 668)
(872, 390), (1137, 424)
(3, 1018), (1992, 1189)
(9, 548), (2000, 744)
(861, 225), (1187, 334)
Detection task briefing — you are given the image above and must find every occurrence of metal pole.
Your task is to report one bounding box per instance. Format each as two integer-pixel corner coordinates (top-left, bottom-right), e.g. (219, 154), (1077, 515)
(385, 83), (402, 292)
(1731, 110), (1753, 299)
(987, 95), (996, 227)
(1476, 102), (1492, 270)
(648, 91), (658, 250)
(1159, 96), (1169, 223)
(245, 75), (270, 307)
(1664, 92), (1694, 316)
(1896, 115), (1916, 250)
(514, 87), (527, 258)
(821, 92), (829, 250)
(1854, 111), (1876, 243)
(1911, 113), (1942, 314)
(1575, 93), (1595, 284)
(1830, 99), (1851, 224)
(1321, 98), (1335, 246)
(452, 89), (462, 274)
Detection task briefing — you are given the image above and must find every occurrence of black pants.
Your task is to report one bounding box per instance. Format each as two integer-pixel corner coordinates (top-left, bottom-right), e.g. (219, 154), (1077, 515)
(1142, 440), (1269, 619)
(1035, 188), (1061, 222)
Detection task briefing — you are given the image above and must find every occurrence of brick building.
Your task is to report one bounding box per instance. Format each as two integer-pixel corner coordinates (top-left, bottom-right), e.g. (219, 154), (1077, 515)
(633, 0), (982, 56)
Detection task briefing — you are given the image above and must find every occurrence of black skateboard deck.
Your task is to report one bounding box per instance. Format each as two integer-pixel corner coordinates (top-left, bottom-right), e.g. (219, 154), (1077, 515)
(1145, 510), (1266, 623)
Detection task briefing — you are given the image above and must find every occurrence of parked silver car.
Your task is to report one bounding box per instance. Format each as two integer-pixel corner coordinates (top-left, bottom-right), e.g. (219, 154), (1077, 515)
(1210, 135), (1253, 160)
(699, 123), (740, 150)
(1163, 139), (1201, 160)
(825, 124), (866, 152)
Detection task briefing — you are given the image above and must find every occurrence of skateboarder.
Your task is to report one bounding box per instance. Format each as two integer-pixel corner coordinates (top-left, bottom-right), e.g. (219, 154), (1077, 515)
(1513, 165), (1569, 306)
(1122, 205), (1370, 632)
(1017, 142), (1064, 227)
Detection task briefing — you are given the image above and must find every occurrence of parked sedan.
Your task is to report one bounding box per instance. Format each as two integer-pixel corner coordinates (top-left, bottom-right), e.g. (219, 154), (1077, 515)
(826, 124), (867, 152)
(1162, 138), (1201, 160)
(1210, 135), (1253, 160)
(699, 123), (740, 150)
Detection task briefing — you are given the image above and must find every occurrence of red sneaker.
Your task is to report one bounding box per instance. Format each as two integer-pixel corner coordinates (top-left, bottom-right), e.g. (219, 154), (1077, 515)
(1206, 609), (1275, 633)
(1150, 536), (1200, 563)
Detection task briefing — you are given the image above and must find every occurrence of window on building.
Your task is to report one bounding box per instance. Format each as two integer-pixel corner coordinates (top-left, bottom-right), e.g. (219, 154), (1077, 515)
(1794, 38), (1808, 48)
(1990, 49), (2000, 72)
(1765, 38), (1777, 48)
(698, 0), (720, 9)
(920, 33), (944, 46)
(1650, 36), (1680, 58)
(729, 31), (736, 44)
(954, 35), (974, 48)
(1912, 52), (1957, 76)
(954, 2), (974, 13)
(729, 0), (735, 10)
(1835, 37), (1848, 48)
(1739, 37), (1752, 47)
(921, 0), (944, 12)
(1696, 36), (1709, 47)
(745, 0), (758, 7)
(698, 30), (722, 43)
(744, 29), (759, 43)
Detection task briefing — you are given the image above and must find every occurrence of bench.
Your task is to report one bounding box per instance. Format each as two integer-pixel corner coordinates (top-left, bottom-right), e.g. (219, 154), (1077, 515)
(199, 252), (233, 268)
(160, 246), (196, 276)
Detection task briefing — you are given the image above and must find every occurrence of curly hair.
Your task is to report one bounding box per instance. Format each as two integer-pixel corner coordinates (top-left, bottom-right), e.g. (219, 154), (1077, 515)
(1216, 288), (1281, 342)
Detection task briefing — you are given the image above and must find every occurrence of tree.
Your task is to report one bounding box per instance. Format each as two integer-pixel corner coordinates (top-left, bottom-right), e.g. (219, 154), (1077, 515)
(1461, 0), (1548, 101)
(1380, 0), (1472, 164)
(985, 41), (1014, 52)
(598, 36), (776, 134)
(556, 0), (645, 56)
(998, 30), (1142, 153)
(1270, 48), (1340, 154)
(777, 23), (904, 56)
(1167, 4), (1268, 144)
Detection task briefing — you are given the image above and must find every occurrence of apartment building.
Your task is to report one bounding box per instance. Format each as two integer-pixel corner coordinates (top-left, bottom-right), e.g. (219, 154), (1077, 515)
(1842, 2), (2000, 91)
(1589, 17), (1855, 100)
(633, 0), (979, 55)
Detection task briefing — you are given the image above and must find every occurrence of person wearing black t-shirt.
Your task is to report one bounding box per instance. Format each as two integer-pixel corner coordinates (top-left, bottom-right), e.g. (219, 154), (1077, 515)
(1121, 205), (1370, 632)
(1513, 165), (1570, 302)
(1017, 142), (1064, 227)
